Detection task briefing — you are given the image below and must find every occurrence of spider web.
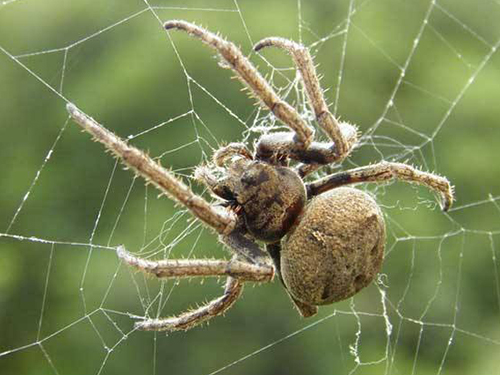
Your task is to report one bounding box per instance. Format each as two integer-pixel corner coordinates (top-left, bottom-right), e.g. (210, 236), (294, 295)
(1, 0), (500, 374)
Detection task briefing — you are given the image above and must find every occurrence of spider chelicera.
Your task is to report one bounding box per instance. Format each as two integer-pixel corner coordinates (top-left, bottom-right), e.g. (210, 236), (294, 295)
(67, 20), (454, 331)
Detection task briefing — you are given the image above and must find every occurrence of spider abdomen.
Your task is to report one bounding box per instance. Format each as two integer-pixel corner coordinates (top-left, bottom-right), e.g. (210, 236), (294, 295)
(281, 187), (385, 305)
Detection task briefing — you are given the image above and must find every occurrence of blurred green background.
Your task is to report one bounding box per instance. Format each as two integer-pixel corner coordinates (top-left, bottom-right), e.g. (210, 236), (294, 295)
(1, 0), (500, 374)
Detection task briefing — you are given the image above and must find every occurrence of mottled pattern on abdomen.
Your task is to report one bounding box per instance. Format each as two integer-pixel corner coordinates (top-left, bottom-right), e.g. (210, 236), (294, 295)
(282, 187), (385, 305)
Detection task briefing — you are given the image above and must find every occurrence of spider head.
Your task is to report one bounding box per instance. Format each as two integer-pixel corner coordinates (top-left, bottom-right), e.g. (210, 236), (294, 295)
(199, 155), (306, 243)
(227, 160), (307, 243)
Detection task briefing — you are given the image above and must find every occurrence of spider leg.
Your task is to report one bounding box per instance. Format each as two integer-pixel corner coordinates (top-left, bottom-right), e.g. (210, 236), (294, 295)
(220, 228), (272, 265)
(306, 161), (454, 211)
(255, 37), (357, 160)
(295, 163), (322, 178)
(118, 229), (274, 331)
(136, 276), (243, 331)
(193, 165), (235, 203)
(117, 246), (274, 282)
(255, 126), (357, 166)
(66, 104), (236, 235)
(164, 20), (314, 148)
(213, 142), (252, 167)
(267, 243), (318, 318)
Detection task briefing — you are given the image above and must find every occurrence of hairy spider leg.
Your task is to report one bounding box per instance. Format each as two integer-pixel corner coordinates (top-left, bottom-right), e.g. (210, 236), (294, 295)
(254, 127), (357, 170)
(117, 246), (273, 282)
(136, 277), (243, 331)
(213, 143), (253, 167)
(66, 103), (236, 235)
(306, 161), (454, 211)
(255, 37), (353, 159)
(164, 20), (314, 149)
(115, 231), (273, 332)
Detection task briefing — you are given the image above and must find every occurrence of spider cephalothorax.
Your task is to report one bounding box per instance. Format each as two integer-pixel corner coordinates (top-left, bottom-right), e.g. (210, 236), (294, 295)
(206, 157), (307, 243)
(67, 20), (454, 331)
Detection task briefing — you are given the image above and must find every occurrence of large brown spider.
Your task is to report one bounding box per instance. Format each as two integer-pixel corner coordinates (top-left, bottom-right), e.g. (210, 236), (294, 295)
(66, 20), (454, 332)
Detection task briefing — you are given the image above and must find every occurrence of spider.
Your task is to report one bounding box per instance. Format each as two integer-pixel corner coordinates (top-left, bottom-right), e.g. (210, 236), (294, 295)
(66, 20), (454, 332)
